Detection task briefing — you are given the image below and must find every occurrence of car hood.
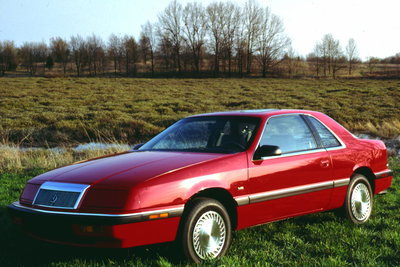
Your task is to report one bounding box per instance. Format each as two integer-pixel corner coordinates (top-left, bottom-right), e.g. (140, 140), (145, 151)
(30, 150), (228, 188)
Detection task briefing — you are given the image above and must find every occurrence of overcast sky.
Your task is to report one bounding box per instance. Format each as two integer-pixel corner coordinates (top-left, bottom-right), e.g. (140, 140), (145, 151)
(1, 0), (399, 60)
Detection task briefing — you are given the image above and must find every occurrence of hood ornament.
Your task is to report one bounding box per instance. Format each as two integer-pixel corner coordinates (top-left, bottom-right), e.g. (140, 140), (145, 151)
(49, 194), (58, 206)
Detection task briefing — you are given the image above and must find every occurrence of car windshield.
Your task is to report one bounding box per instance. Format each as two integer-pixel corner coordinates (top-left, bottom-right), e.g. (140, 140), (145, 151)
(139, 116), (260, 153)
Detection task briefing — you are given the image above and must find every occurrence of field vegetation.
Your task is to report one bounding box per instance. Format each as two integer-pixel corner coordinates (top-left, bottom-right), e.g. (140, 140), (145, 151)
(0, 77), (399, 265)
(1, 78), (400, 147)
(0, 146), (398, 266)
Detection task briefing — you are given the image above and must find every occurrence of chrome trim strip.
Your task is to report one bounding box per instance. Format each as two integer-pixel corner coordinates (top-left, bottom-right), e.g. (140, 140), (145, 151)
(32, 182), (90, 210)
(325, 146), (346, 151)
(10, 201), (184, 220)
(235, 178), (352, 206)
(234, 196), (250, 206)
(234, 179), (351, 206)
(249, 181), (333, 204)
(333, 178), (350, 187)
(260, 148), (327, 160)
(39, 182), (89, 192)
(374, 170), (394, 179)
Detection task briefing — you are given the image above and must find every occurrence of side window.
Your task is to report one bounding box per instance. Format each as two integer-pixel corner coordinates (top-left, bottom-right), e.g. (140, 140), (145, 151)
(307, 116), (341, 148)
(260, 115), (317, 153)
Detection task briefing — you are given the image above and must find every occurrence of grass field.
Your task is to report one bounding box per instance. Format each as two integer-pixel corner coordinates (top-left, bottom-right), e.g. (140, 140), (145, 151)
(1, 78), (400, 146)
(0, 149), (398, 266)
(0, 77), (399, 266)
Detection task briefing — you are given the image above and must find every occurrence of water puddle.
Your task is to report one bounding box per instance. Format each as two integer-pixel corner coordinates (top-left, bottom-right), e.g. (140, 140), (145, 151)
(73, 142), (131, 152)
(355, 134), (400, 157)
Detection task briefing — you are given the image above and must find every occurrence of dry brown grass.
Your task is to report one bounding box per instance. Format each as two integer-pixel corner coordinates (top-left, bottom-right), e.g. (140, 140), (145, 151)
(0, 143), (129, 172)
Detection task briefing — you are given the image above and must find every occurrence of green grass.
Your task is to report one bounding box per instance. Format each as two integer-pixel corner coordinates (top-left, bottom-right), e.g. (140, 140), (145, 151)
(0, 77), (399, 265)
(0, 153), (399, 266)
(1, 78), (400, 146)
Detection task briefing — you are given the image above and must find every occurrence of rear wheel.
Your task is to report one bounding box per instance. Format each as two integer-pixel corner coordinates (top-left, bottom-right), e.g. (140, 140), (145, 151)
(344, 174), (373, 224)
(180, 198), (232, 263)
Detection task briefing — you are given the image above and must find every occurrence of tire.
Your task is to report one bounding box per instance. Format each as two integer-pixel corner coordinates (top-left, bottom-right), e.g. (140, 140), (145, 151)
(180, 198), (232, 263)
(344, 174), (373, 224)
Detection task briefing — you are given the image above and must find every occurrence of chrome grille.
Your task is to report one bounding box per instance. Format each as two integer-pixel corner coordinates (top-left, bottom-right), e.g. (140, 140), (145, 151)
(34, 190), (80, 208)
(33, 182), (90, 209)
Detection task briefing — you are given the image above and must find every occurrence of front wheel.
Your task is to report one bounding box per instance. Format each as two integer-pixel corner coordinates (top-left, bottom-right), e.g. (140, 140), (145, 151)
(180, 198), (232, 263)
(344, 174), (373, 224)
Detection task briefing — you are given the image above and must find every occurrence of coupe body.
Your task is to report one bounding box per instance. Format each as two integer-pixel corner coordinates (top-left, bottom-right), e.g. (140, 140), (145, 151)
(9, 109), (393, 262)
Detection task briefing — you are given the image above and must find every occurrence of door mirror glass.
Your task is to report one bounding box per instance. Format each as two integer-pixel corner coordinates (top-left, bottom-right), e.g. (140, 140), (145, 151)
(254, 145), (282, 160)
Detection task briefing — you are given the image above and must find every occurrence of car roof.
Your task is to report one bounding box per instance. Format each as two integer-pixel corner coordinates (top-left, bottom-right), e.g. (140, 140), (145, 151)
(190, 109), (320, 118)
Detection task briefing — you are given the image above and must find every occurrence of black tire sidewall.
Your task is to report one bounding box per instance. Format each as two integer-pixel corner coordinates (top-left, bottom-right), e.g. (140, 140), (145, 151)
(345, 174), (373, 224)
(180, 198), (232, 263)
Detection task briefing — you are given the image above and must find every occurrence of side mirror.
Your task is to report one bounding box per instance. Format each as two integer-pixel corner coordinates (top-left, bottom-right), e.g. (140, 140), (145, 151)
(253, 145), (282, 160)
(132, 143), (144, 150)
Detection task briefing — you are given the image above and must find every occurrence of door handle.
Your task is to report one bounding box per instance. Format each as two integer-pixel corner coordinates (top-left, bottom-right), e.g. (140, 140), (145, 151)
(320, 160), (330, 168)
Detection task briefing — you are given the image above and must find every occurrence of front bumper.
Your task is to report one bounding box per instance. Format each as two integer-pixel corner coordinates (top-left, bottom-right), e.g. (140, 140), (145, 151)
(8, 202), (183, 248)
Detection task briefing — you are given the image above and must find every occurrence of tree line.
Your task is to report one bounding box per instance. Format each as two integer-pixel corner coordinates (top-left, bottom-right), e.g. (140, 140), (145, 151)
(0, 0), (399, 78)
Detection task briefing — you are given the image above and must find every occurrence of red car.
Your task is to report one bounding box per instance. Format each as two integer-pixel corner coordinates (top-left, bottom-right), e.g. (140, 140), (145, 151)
(9, 109), (393, 262)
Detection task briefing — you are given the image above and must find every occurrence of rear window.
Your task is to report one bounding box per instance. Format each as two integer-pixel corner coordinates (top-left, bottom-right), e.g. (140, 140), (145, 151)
(307, 116), (341, 148)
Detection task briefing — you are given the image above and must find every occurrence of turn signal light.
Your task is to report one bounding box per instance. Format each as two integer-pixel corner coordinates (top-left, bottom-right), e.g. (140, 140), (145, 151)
(79, 225), (104, 234)
(149, 213), (169, 220)
(82, 225), (94, 233)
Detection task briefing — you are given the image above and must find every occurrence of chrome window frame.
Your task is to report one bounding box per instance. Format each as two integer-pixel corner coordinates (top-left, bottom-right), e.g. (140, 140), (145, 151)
(253, 113), (346, 161)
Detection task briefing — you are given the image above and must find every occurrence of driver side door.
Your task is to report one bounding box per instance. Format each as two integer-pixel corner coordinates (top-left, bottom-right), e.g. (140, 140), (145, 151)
(245, 114), (333, 226)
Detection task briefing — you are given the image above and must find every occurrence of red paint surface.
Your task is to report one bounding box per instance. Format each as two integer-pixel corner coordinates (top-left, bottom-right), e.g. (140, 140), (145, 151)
(12, 109), (393, 248)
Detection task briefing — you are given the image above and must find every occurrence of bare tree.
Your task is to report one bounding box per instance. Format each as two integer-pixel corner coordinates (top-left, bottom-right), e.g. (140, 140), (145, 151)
(182, 2), (207, 73)
(158, 0), (183, 73)
(19, 42), (48, 75)
(255, 8), (290, 77)
(87, 34), (105, 76)
(141, 21), (157, 75)
(107, 34), (123, 75)
(139, 34), (150, 64)
(122, 35), (139, 76)
(234, 11), (247, 76)
(243, 0), (262, 74)
(315, 41), (328, 76)
(35, 42), (48, 74)
(323, 34), (345, 78)
(158, 34), (174, 72)
(367, 57), (380, 74)
(220, 2), (240, 75)
(1, 0), (298, 78)
(0, 41), (18, 75)
(312, 34), (345, 78)
(307, 44), (322, 77)
(50, 37), (70, 75)
(70, 35), (87, 76)
(206, 2), (225, 75)
(283, 47), (302, 78)
(18, 43), (34, 74)
(345, 38), (358, 75)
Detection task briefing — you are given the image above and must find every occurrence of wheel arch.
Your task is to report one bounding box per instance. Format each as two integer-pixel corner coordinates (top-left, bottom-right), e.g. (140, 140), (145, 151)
(352, 166), (375, 193)
(182, 187), (238, 230)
